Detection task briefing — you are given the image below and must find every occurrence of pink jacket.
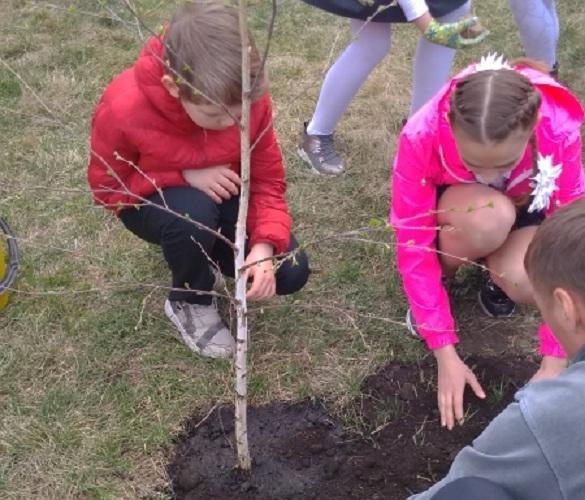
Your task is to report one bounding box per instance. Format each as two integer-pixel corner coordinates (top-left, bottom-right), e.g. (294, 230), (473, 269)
(390, 63), (585, 357)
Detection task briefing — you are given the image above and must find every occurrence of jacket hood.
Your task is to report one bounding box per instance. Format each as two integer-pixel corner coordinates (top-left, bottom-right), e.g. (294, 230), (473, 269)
(434, 61), (584, 185)
(133, 36), (196, 133)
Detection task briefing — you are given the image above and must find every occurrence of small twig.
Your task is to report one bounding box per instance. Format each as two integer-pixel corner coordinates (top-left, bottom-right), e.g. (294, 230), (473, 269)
(135, 287), (157, 330)
(191, 403), (221, 431)
(250, 0), (276, 96)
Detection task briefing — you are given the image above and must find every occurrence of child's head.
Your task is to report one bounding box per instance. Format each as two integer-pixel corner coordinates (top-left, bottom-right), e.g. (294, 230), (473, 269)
(525, 198), (585, 358)
(160, 1), (266, 130)
(449, 67), (541, 184)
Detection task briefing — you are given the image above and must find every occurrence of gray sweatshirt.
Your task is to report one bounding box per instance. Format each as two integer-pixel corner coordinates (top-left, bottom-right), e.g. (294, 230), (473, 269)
(409, 346), (585, 500)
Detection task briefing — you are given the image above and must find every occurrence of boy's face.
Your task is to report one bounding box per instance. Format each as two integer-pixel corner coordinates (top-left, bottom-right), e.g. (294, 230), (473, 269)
(533, 286), (583, 359)
(180, 100), (241, 131)
(161, 74), (241, 130)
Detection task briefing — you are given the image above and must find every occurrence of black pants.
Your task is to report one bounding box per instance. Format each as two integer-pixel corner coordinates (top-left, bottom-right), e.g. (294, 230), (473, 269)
(119, 187), (309, 305)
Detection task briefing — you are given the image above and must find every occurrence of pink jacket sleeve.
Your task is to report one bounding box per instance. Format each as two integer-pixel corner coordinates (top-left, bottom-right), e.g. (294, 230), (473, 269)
(390, 133), (458, 350)
(538, 129), (584, 358)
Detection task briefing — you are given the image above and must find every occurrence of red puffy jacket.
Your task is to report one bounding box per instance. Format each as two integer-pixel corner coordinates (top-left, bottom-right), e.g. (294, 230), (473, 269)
(87, 36), (291, 254)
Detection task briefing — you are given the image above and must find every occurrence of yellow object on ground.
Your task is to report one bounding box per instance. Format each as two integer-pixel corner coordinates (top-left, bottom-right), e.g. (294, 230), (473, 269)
(0, 244), (9, 309)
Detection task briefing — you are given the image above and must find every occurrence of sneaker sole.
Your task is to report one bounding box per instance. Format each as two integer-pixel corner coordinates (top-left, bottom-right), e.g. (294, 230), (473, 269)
(164, 300), (231, 359)
(477, 291), (516, 318)
(296, 147), (345, 177)
(405, 309), (421, 339)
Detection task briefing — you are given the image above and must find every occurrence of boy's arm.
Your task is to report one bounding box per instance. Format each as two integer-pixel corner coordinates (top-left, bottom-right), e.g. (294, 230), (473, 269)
(88, 102), (186, 210)
(246, 95), (291, 255)
(408, 401), (558, 500)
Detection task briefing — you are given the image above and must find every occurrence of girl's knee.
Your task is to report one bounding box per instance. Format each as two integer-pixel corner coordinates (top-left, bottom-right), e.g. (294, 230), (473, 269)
(439, 185), (516, 249)
(160, 193), (220, 245)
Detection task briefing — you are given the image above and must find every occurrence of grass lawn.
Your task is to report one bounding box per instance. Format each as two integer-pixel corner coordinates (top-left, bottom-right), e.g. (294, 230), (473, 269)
(1, 0), (584, 498)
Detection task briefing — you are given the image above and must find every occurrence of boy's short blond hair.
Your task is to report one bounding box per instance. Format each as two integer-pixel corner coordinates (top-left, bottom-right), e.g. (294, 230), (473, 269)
(525, 197), (585, 298)
(163, 1), (266, 105)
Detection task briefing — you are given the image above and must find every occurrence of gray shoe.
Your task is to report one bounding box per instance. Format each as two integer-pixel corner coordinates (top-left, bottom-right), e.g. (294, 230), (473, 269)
(405, 308), (420, 339)
(164, 299), (235, 358)
(297, 122), (345, 176)
(210, 266), (226, 293)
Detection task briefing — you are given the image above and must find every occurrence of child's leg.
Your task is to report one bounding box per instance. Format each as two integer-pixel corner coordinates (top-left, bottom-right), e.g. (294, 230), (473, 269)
(409, 0), (471, 116)
(485, 226), (538, 304)
(274, 235), (310, 295)
(211, 197), (310, 294)
(437, 184), (517, 276)
(508, 0), (558, 69)
(119, 186), (221, 305)
(306, 19), (392, 136)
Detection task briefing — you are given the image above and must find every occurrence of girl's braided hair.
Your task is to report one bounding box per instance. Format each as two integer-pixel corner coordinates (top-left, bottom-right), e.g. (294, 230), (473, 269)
(448, 65), (542, 143)
(448, 59), (547, 205)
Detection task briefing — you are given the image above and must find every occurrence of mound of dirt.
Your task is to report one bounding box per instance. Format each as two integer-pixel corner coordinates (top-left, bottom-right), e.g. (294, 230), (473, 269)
(167, 355), (536, 499)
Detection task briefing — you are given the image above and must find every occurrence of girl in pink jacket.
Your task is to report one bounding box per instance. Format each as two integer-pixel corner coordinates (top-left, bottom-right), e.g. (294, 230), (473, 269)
(391, 54), (585, 430)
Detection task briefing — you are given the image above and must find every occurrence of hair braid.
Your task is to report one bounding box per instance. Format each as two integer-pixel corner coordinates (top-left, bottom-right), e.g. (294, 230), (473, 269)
(449, 68), (541, 143)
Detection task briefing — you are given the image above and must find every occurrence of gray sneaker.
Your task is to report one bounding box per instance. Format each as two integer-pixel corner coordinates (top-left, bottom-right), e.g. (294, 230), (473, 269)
(405, 308), (420, 339)
(297, 122), (345, 176)
(210, 266), (226, 293)
(164, 299), (235, 358)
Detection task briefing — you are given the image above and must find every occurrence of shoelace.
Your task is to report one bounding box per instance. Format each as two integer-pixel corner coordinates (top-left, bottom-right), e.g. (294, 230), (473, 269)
(315, 135), (340, 163)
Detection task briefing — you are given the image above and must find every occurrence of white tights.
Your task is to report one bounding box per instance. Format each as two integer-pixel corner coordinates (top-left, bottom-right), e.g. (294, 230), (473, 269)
(307, 1), (471, 136)
(508, 0), (558, 69)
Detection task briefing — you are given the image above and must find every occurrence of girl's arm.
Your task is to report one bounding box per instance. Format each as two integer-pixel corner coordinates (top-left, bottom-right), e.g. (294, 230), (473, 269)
(395, 0), (428, 22)
(395, 0), (488, 49)
(535, 129), (585, 360)
(391, 133), (457, 350)
(392, 132), (486, 430)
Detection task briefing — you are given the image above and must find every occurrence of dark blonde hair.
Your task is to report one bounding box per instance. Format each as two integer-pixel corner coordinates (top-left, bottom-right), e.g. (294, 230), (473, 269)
(448, 60), (544, 143)
(163, 1), (266, 105)
(525, 197), (585, 297)
(449, 59), (547, 205)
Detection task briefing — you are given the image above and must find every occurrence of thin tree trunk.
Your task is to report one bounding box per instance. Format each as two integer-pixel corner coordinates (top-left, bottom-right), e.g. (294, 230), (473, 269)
(234, 0), (252, 472)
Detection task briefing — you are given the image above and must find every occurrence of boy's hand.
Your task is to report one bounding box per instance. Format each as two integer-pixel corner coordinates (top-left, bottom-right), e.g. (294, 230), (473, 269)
(244, 243), (276, 301)
(423, 17), (488, 49)
(435, 344), (486, 430)
(182, 166), (240, 203)
(530, 356), (567, 383)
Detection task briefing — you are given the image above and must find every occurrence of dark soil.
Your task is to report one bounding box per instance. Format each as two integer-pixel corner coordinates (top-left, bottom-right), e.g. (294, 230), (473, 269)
(167, 355), (537, 500)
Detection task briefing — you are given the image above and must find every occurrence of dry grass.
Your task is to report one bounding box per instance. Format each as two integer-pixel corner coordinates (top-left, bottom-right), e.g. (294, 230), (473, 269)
(0, 0), (584, 497)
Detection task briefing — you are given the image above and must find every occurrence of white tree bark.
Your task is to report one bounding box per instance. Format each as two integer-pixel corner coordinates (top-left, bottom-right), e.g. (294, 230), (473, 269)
(234, 0), (252, 472)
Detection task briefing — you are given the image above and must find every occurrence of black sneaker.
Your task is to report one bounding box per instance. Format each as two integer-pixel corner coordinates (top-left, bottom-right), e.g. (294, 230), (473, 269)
(550, 62), (559, 80)
(478, 273), (516, 318)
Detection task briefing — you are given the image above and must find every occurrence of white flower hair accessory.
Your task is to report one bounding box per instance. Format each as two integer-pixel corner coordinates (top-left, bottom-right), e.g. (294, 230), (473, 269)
(528, 154), (562, 213)
(475, 53), (512, 72)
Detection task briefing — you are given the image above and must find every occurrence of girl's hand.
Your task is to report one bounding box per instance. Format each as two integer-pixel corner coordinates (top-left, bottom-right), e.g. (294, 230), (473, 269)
(530, 356), (567, 383)
(244, 243), (276, 301)
(182, 166), (241, 203)
(422, 16), (488, 49)
(434, 345), (486, 430)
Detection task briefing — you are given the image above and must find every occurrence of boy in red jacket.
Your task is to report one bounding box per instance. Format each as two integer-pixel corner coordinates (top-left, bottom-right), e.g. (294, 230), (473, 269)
(87, 1), (309, 359)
